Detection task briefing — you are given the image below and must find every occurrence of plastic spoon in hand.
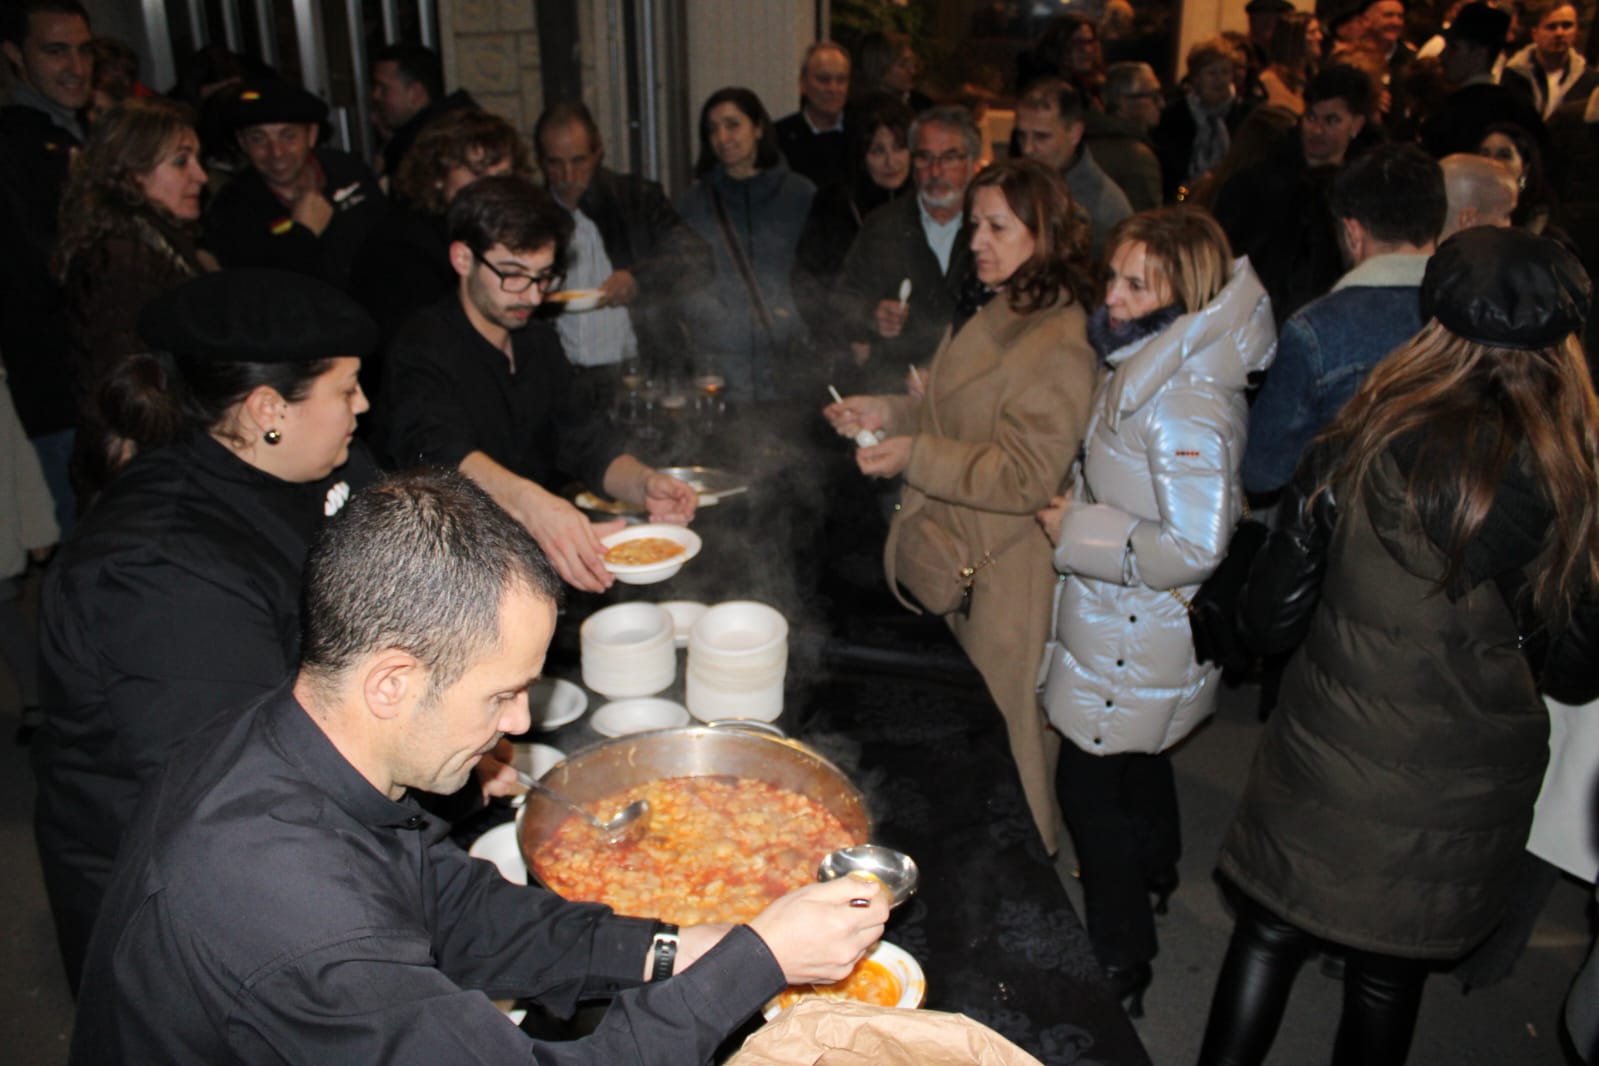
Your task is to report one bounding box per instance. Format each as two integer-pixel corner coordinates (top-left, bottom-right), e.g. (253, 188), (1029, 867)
(828, 385), (882, 448)
(514, 769), (650, 844)
(898, 278), (912, 309)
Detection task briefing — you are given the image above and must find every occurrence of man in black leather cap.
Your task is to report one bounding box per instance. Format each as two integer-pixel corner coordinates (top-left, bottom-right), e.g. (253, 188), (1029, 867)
(204, 78), (386, 289)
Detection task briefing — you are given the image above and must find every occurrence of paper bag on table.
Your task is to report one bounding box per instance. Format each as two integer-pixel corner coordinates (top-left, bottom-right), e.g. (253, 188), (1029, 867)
(727, 1000), (1045, 1066)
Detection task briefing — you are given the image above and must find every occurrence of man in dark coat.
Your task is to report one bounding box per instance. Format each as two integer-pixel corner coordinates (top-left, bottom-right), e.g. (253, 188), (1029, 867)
(830, 106), (977, 389)
(1214, 64), (1377, 326)
(0, 0), (94, 531)
(70, 469), (889, 1066)
(379, 176), (697, 594)
(1422, 3), (1547, 158)
(532, 101), (711, 400)
(368, 42), (478, 180)
(204, 79), (387, 289)
(1086, 61), (1165, 211)
(774, 41), (853, 190)
(1013, 79), (1133, 257)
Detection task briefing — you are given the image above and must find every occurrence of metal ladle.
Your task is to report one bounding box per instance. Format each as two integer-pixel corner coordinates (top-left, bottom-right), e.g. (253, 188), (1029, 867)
(513, 769), (651, 845)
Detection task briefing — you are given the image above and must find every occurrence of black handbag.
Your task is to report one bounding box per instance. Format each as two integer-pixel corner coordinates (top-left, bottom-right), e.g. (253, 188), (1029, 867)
(1176, 516), (1270, 670)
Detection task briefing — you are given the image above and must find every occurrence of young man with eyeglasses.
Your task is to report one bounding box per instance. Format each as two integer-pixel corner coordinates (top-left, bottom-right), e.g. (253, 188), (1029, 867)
(830, 105), (979, 388)
(378, 176), (697, 592)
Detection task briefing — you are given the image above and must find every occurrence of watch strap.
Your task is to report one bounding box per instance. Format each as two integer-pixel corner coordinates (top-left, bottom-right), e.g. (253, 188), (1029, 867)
(650, 921), (680, 981)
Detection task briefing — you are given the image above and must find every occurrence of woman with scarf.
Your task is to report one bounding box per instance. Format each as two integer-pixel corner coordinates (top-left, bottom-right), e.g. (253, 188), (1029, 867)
(824, 158), (1099, 852)
(1037, 207), (1276, 1016)
(1154, 37), (1256, 202)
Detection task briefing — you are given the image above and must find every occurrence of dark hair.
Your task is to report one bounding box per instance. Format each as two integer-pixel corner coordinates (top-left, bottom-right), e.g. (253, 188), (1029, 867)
(850, 91), (913, 161)
(965, 158), (1098, 314)
(372, 43), (443, 103)
(446, 174), (573, 260)
(534, 100), (602, 158)
(395, 109), (532, 215)
(176, 354), (331, 431)
(53, 96), (198, 280)
(77, 351), (185, 498)
(1329, 143), (1446, 245)
(1304, 62), (1377, 116)
(298, 469), (563, 698)
(1017, 77), (1088, 126)
(854, 30), (910, 99)
(91, 35), (139, 99)
(694, 87), (782, 178)
(0, 0), (88, 46)
(1267, 12), (1322, 89)
(1479, 121), (1555, 228)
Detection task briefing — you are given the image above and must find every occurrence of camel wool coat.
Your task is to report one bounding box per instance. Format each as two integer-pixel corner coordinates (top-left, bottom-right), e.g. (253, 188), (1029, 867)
(882, 294), (1098, 848)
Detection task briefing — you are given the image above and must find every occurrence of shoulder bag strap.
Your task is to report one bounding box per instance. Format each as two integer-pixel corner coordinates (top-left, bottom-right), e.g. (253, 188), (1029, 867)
(709, 186), (778, 341)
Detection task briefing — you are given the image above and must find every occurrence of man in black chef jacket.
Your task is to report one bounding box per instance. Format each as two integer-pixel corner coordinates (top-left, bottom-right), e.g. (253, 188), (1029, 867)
(204, 78), (386, 289)
(70, 470), (888, 1066)
(379, 175), (698, 593)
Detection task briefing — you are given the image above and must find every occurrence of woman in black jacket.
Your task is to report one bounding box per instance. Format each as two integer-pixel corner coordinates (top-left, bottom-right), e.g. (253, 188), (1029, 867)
(1196, 227), (1599, 1066)
(33, 269), (380, 993)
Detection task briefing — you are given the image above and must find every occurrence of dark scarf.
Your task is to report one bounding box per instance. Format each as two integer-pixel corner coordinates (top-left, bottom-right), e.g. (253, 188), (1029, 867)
(951, 272), (996, 336)
(1087, 302), (1184, 362)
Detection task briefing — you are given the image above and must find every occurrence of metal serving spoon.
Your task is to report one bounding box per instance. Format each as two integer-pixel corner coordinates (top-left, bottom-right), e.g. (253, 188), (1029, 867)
(513, 769), (650, 845)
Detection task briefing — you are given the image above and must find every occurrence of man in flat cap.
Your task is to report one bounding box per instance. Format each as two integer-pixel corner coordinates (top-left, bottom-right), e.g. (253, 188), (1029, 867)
(204, 79), (386, 289)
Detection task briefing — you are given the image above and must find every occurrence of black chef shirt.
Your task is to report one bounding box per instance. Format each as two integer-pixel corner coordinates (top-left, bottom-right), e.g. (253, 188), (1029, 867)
(379, 294), (620, 491)
(70, 683), (787, 1065)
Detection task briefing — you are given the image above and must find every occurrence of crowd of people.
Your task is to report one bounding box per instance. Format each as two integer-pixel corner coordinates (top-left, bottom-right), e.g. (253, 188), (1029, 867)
(3, 0), (1599, 1062)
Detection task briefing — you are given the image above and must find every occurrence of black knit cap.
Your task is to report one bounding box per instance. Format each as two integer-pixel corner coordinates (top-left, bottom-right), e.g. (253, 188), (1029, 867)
(1245, 0), (1294, 14)
(1421, 227), (1591, 349)
(225, 79), (328, 130)
(139, 268), (379, 363)
(1445, 2), (1512, 52)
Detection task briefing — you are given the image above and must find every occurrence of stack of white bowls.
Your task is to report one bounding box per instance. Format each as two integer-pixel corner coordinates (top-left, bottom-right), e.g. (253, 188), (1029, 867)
(581, 603), (676, 698)
(686, 601), (789, 722)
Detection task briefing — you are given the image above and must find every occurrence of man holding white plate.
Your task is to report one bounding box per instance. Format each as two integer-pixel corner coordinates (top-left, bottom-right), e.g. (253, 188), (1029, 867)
(381, 176), (698, 592)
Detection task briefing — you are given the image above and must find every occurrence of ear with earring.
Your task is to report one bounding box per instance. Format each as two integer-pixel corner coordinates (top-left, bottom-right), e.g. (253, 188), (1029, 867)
(264, 428), (283, 445)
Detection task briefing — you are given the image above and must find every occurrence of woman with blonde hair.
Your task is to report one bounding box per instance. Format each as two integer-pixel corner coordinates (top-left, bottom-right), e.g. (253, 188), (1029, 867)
(1037, 206), (1275, 1015)
(825, 158), (1100, 852)
(55, 96), (210, 432)
(1196, 227), (1599, 1065)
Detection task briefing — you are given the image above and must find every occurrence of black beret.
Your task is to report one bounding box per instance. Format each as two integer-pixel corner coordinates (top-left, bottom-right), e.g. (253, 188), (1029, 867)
(1245, 0), (1294, 13)
(139, 269), (379, 363)
(1445, 3), (1512, 53)
(1421, 227), (1591, 349)
(225, 79), (328, 130)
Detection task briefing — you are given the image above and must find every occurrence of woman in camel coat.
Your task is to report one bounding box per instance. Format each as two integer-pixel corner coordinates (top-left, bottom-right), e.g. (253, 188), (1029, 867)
(825, 159), (1099, 848)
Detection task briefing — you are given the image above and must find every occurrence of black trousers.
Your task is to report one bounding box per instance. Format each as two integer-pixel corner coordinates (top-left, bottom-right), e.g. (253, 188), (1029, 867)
(1196, 892), (1430, 1066)
(1055, 741), (1181, 968)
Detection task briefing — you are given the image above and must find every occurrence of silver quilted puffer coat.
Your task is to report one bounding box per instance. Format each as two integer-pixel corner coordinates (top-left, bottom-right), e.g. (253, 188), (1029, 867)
(1040, 258), (1276, 755)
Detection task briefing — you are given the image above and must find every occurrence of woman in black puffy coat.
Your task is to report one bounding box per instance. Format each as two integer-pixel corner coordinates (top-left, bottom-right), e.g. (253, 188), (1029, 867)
(1196, 227), (1599, 1066)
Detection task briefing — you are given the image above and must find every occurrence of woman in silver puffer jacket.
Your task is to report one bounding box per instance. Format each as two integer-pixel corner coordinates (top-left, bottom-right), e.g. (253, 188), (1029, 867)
(1037, 207), (1275, 1014)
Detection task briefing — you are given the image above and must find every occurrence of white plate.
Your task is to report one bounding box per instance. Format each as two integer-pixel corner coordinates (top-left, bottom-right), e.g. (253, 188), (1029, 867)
(762, 940), (925, 1020)
(510, 742), (565, 780)
(591, 698), (691, 737)
(527, 677), (588, 731)
(600, 524), (703, 585)
(660, 600), (708, 648)
(468, 821), (528, 885)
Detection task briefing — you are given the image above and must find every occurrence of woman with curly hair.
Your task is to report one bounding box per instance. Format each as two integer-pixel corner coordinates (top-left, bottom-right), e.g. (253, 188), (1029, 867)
(54, 96), (210, 426)
(348, 108), (533, 349)
(825, 158), (1100, 851)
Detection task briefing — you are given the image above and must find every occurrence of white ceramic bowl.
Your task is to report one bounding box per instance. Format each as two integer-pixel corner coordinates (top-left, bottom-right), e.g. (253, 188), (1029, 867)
(590, 698), (691, 737)
(690, 600), (789, 656)
(526, 678), (588, 731)
(686, 671), (784, 722)
(546, 287), (604, 312)
(762, 940), (926, 1020)
(581, 602), (673, 648)
(509, 742), (565, 779)
(468, 820), (528, 884)
(659, 600), (708, 649)
(600, 525), (703, 585)
(581, 603), (677, 697)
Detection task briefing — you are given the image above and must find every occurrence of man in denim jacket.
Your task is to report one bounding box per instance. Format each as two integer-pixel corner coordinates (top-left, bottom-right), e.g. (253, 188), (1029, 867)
(1242, 144), (1445, 495)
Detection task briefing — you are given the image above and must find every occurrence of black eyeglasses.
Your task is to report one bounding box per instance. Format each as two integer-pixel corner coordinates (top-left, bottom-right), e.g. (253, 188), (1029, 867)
(912, 149), (970, 170)
(472, 250), (562, 294)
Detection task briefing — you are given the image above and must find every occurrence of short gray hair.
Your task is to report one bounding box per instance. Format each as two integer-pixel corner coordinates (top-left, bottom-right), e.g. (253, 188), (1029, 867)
(1103, 62), (1159, 114)
(909, 105), (981, 160)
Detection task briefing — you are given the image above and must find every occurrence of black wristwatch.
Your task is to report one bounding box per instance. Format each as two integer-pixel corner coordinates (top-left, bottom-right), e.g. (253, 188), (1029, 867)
(650, 922), (680, 981)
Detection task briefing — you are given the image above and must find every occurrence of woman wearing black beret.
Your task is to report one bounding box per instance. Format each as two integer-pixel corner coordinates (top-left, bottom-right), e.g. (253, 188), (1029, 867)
(1194, 226), (1599, 1064)
(32, 268), (380, 993)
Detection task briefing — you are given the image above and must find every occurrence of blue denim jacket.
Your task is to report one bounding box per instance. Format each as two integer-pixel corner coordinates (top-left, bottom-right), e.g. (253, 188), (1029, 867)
(1242, 254), (1429, 494)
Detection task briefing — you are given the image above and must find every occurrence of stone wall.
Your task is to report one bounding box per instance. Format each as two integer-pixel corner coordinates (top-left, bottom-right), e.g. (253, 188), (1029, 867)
(441, 0), (544, 136)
